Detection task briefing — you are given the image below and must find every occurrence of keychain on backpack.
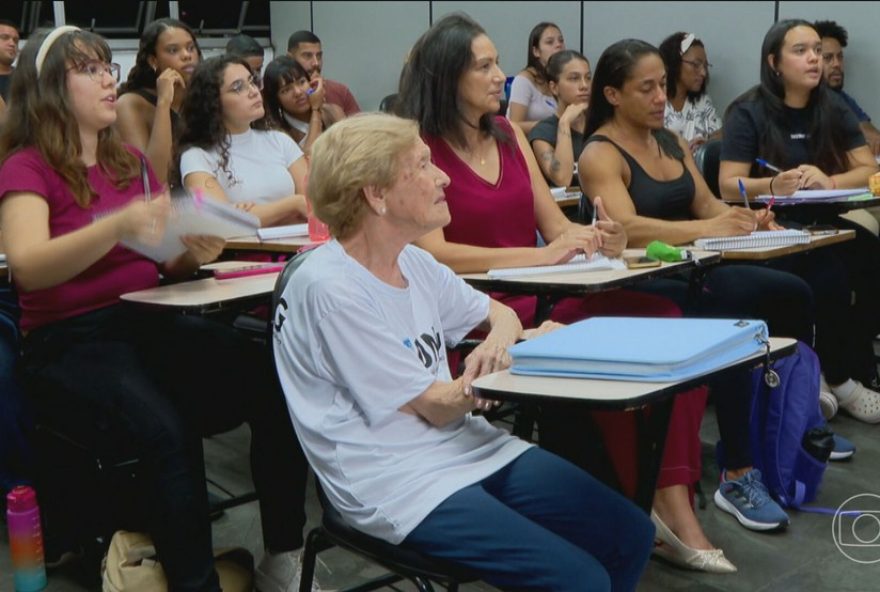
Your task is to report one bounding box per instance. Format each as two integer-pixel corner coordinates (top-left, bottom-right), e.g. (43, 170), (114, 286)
(759, 336), (780, 387)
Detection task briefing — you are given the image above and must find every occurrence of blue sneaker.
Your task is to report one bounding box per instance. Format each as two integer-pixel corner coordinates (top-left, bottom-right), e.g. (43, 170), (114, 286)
(713, 469), (790, 531)
(829, 434), (856, 461)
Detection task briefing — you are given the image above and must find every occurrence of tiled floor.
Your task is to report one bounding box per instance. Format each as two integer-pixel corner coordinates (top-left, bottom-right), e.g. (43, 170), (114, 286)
(2, 407), (878, 591)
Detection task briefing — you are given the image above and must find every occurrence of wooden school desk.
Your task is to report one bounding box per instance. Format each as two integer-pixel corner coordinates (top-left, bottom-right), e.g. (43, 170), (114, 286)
(710, 229), (856, 261)
(224, 235), (312, 254)
(473, 337), (798, 512)
(459, 248), (720, 299)
(120, 271), (278, 313)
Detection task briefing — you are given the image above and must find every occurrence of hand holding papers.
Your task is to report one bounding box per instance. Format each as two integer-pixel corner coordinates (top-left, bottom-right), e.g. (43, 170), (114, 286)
(120, 191), (260, 262)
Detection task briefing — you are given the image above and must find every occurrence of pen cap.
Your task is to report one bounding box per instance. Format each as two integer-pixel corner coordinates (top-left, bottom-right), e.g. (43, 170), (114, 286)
(646, 240), (687, 262)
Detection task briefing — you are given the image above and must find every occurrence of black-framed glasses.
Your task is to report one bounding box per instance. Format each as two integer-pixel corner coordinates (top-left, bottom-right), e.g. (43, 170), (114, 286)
(68, 60), (121, 83)
(681, 59), (712, 72)
(226, 75), (262, 94)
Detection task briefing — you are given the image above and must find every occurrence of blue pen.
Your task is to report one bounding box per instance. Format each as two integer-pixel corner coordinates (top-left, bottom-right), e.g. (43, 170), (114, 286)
(755, 158), (784, 174)
(737, 178), (749, 209)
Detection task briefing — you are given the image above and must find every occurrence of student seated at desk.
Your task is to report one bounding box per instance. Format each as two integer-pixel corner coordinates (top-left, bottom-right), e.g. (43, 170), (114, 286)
(506, 22), (565, 134)
(718, 20), (880, 422)
(528, 50), (591, 188)
(579, 37), (818, 546)
(275, 111), (654, 591)
(398, 15), (738, 574)
(179, 55), (309, 228)
(0, 27), (310, 592)
(116, 18), (201, 186)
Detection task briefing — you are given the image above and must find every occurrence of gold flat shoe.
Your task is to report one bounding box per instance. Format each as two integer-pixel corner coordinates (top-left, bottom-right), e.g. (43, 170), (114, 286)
(651, 510), (737, 574)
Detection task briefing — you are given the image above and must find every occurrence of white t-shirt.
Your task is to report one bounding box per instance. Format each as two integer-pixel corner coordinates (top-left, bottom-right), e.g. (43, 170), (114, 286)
(506, 74), (557, 122)
(274, 240), (531, 544)
(664, 94), (721, 143)
(179, 128), (303, 204)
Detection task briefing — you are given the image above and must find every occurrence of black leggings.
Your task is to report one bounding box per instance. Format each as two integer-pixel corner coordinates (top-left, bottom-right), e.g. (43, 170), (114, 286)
(637, 264), (814, 469)
(22, 306), (308, 592)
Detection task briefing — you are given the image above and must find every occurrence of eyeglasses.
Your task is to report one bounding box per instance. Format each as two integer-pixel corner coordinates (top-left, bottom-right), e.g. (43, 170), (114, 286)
(68, 60), (121, 83)
(681, 59), (712, 72)
(226, 75), (262, 94)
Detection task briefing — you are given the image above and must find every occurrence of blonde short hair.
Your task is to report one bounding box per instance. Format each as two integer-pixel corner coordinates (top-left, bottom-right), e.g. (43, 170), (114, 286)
(309, 113), (420, 240)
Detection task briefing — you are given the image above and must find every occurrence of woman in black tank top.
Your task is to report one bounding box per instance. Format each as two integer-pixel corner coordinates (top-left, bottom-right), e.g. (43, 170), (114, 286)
(577, 38), (829, 573)
(116, 19), (202, 185)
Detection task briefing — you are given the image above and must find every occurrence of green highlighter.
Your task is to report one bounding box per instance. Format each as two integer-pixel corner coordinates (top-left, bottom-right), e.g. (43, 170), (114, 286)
(646, 240), (692, 262)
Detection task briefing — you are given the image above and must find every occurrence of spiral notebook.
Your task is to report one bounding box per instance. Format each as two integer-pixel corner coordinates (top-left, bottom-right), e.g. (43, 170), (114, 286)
(487, 253), (625, 278)
(694, 230), (810, 251)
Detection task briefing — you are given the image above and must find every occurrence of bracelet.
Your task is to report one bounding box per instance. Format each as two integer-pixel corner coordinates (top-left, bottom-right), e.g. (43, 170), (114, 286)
(769, 175), (777, 195)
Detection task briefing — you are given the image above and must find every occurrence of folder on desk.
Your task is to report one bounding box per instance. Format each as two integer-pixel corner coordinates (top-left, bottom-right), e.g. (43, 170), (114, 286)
(509, 317), (768, 381)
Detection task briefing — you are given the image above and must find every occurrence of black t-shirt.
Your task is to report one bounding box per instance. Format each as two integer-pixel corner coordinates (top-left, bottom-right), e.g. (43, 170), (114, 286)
(0, 72), (11, 102)
(528, 114), (585, 186)
(721, 92), (864, 176)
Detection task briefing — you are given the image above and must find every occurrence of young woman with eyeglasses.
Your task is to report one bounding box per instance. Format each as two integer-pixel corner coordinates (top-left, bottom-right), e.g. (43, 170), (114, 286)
(658, 32), (721, 152)
(0, 27), (310, 590)
(179, 55), (309, 227)
(116, 18), (202, 185)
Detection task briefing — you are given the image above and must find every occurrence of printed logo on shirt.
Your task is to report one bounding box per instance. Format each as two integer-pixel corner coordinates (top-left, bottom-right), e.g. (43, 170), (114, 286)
(404, 326), (445, 374)
(790, 133), (808, 140)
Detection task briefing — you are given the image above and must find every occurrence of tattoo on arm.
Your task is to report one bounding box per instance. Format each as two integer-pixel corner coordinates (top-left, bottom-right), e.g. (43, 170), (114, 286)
(540, 150), (561, 173)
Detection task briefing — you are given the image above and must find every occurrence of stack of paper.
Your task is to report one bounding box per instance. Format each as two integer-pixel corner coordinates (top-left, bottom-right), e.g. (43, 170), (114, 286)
(487, 253), (624, 278)
(257, 223), (309, 241)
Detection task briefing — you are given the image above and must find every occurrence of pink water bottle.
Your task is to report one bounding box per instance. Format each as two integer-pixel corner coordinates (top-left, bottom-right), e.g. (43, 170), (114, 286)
(6, 486), (48, 592)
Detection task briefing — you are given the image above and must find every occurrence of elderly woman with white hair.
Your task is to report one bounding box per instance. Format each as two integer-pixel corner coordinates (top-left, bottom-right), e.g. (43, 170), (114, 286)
(273, 112), (654, 592)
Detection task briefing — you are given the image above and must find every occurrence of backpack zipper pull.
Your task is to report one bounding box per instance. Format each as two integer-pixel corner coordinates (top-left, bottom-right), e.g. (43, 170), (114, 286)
(760, 336), (780, 387)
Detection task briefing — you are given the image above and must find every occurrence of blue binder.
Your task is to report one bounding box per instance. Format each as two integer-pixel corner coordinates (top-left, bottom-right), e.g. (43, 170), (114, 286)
(509, 317), (768, 381)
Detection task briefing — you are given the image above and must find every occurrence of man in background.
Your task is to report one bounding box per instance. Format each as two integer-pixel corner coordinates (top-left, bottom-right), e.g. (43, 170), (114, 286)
(287, 30), (360, 116)
(815, 20), (880, 155)
(0, 19), (19, 117)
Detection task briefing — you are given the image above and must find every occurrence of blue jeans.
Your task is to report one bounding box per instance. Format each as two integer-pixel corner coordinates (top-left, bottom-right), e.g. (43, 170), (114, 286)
(402, 448), (654, 592)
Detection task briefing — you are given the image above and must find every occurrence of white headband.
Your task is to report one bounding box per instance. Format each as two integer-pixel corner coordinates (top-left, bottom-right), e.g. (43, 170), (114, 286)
(680, 33), (696, 55)
(35, 26), (81, 76)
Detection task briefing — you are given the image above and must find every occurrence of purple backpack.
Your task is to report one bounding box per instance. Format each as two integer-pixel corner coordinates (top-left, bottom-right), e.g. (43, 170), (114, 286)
(748, 341), (830, 507)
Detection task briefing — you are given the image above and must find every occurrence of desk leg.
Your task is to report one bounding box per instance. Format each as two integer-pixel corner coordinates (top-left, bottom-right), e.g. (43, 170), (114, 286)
(633, 396), (674, 513)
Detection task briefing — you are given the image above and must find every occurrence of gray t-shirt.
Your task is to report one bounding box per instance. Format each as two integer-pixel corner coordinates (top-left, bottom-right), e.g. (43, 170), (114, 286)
(506, 74), (557, 122)
(274, 240), (531, 543)
(179, 128), (303, 204)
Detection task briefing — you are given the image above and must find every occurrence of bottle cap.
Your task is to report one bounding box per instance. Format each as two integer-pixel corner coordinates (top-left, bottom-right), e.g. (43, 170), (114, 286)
(7, 485), (38, 512)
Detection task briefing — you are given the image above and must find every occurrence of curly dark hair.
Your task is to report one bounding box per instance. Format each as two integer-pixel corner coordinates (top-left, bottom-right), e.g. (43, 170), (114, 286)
(119, 18), (201, 95)
(813, 20), (848, 46)
(257, 55), (310, 135)
(177, 55), (254, 188)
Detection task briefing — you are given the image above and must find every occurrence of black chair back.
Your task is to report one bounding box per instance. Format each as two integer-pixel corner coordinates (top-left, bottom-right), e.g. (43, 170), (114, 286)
(696, 138), (722, 197)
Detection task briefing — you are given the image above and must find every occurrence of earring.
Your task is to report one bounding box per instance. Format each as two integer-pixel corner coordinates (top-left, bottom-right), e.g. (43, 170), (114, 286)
(379, 206), (387, 215)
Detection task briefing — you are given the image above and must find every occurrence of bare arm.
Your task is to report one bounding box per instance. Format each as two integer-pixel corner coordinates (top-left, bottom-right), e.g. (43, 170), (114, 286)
(860, 121), (880, 156)
(116, 93), (176, 186)
(403, 299), (522, 426)
(579, 137), (754, 247)
(1, 192), (170, 291)
(507, 102), (539, 134)
(414, 126), (602, 272)
(183, 170), (307, 227)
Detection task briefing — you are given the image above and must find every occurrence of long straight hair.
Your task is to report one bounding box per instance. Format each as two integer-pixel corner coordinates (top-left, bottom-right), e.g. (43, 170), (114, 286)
(525, 22), (560, 84)
(0, 28), (138, 207)
(396, 13), (509, 150)
(726, 19), (849, 176)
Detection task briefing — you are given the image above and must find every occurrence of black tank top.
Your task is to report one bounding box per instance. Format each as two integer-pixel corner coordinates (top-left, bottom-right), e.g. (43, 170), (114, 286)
(127, 88), (183, 138)
(585, 134), (695, 221)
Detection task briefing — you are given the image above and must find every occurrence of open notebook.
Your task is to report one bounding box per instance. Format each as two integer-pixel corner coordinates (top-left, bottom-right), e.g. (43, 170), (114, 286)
(120, 196), (260, 262)
(754, 187), (873, 204)
(257, 223), (309, 241)
(487, 253), (625, 278)
(694, 230), (810, 251)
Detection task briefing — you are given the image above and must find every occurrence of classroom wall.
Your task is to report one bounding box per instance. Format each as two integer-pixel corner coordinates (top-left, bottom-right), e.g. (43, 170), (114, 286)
(270, 1), (880, 121)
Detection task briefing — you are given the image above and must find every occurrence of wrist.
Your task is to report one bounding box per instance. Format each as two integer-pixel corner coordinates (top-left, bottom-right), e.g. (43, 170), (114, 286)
(830, 176), (837, 189)
(769, 175), (777, 195)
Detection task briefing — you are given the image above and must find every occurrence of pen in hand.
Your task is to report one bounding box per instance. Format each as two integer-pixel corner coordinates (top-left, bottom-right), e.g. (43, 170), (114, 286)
(140, 156), (151, 202)
(737, 178), (749, 209)
(755, 158), (784, 174)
